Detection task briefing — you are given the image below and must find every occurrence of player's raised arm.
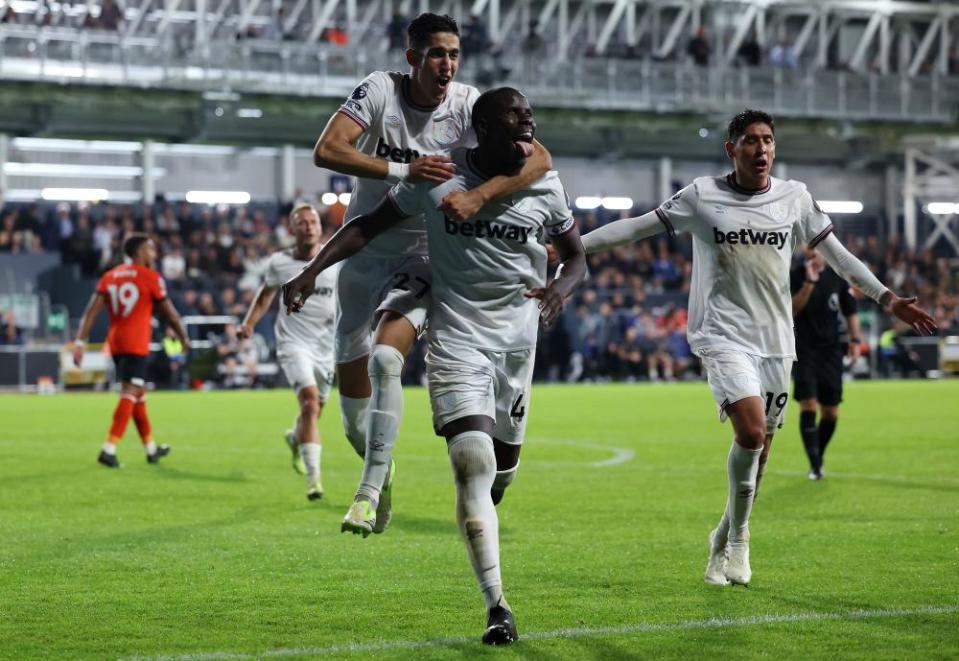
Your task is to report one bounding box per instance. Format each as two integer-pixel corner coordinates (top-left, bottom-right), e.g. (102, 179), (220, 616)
(526, 223), (587, 327)
(282, 197), (408, 314)
(815, 232), (937, 335)
(314, 112), (455, 184)
(238, 284), (278, 340)
(440, 140), (553, 220)
(72, 292), (106, 366)
(580, 210), (670, 254)
(156, 299), (191, 351)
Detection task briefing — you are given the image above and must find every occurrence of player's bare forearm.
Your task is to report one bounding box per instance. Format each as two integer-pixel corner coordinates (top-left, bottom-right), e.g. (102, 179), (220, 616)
(847, 313), (861, 340)
(791, 283), (815, 315)
(313, 113), (389, 180)
(580, 210), (667, 254)
(157, 299), (189, 345)
(475, 140), (552, 203)
(241, 285), (277, 329)
(527, 226), (586, 327)
(75, 293), (104, 342)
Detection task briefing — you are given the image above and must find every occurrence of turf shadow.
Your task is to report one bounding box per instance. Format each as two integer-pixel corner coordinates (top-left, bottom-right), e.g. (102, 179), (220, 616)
(388, 513), (456, 536)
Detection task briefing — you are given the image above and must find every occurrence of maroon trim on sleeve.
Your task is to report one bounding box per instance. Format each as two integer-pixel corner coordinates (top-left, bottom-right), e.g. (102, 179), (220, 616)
(654, 208), (677, 238)
(808, 223), (835, 249)
(337, 108), (369, 130)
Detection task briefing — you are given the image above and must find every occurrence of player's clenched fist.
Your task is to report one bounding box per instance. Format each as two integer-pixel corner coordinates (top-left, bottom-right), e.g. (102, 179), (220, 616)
(409, 155), (456, 183)
(282, 270), (316, 315)
(236, 324), (254, 340)
(439, 189), (485, 221)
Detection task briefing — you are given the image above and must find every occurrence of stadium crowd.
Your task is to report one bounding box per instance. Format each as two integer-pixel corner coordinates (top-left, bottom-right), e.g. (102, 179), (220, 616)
(1, 199), (956, 384)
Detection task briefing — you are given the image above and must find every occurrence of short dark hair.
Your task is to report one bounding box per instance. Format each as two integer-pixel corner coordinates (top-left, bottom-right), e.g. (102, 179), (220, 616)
(123, 232), (151, 259)
(471, 87), (523, 134)
(407, 12), (459, 50)
(727, 109), (775, 142)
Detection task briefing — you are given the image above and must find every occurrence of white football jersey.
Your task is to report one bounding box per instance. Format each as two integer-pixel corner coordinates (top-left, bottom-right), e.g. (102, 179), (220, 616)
(338, 71), (480, 257)
(389, 148), (575, 351)
(263, 249), (338, 356)
(656, 174), (834, 359)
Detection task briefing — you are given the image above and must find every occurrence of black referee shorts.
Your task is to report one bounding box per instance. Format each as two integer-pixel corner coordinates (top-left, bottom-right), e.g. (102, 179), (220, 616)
(792, 344), (843, 406)
(113, 353), (148, 387)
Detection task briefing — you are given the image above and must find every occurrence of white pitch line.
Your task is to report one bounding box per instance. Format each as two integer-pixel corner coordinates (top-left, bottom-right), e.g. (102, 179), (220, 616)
(527, 437), (636, 468)
(126, 604), (959, 661)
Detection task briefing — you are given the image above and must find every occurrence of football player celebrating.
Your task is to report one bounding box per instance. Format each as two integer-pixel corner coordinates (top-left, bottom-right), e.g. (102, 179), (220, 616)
(285, 87), (586, 645)
(313, 12), (552, 535)
(238, 204), (337, 500)
(74, 233), (190, 467)
(579, 109), (936, 587)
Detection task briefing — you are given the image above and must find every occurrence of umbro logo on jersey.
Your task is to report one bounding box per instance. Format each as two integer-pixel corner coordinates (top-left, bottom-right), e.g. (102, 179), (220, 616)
(445, 217), (535, 244)
(375, 138), (421, 163)
(713, 227), (789, 250)
(314, 286), (333, 296)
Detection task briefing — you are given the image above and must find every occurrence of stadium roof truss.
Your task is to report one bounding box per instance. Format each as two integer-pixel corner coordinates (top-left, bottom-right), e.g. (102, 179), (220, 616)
(902, 136), (959, 256)
(0, 0), (957, 122)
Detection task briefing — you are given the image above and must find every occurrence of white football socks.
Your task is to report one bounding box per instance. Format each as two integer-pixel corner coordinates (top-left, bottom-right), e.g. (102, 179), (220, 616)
(299, 442), (321, 484)
(339, 395), (370, 459)
(144, 441), (157, 456)
(101, 442), (117, 455)
(356, 344), (405, 506)
(726, 441), (762, 543)
(448, 430), (505, 611)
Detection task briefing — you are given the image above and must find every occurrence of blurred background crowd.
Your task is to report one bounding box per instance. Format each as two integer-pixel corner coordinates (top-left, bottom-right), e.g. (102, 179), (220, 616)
(2, 196), (955, 388)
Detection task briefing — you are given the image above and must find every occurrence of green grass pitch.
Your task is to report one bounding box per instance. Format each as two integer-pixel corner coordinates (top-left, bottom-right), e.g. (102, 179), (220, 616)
(1, 380), (957, 660)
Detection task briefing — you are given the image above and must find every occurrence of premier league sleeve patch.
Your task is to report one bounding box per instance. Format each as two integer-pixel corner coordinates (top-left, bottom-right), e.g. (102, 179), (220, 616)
(350, 83), (369, 100)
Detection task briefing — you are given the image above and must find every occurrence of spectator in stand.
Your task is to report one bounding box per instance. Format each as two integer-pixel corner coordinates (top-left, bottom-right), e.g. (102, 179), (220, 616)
(196, 292), (220, 317)
(687, 27), (710, 66)
(0, 212), (18, 252)
(162, 240), (187, 282)
(217, 323), (259, 387)
(770, 39), (798, 69)
(97, 0), (123, 30)
(0, 310), (24, 345)
(325, 24), (349, 46)
(387, 12), (408, 51)
(462, 14), (489, 55)
(737, 32), (761, 67)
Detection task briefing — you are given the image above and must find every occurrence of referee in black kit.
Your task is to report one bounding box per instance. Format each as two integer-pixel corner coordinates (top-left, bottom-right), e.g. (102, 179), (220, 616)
(791, 248), (862, 480)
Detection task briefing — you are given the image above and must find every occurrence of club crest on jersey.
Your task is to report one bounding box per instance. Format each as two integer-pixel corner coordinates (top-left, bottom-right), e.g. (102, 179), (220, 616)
(431, 120), (457, 145)
(351, 83), (369, 100)
(714, 227), (789, 250)
(764, 202), (789, 222)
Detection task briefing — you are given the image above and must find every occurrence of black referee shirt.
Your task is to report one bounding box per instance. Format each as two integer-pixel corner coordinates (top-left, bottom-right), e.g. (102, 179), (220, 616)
(790, 263), (857, 348)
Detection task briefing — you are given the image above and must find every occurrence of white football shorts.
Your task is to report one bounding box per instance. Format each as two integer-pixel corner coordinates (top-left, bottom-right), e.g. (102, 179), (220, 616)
(426, 340), (535, 445)
(334, 251), (431, 364)
(277, 344), (334, 400)
(698, 348), (793, 433)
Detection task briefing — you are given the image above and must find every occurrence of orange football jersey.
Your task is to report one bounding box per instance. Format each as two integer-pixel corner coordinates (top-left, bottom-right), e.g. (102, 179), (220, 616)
(95, 264), (167, 356)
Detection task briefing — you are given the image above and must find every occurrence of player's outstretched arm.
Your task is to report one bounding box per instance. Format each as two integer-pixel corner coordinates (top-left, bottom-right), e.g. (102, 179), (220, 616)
(238, 285), (277, 340)
(439, 140), (553, 221)
(314, 113), (455, 183)
(817, 233), (937, 335)
(72, 292), (106, 366)
(580, 210), (668, 255)
(526, 224), (587, 327)
(156, 299), (191, 351)
(283, 199), (406, 315)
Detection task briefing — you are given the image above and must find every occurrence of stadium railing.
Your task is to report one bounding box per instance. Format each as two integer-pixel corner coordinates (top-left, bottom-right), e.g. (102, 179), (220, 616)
(0, 23), (954, 122)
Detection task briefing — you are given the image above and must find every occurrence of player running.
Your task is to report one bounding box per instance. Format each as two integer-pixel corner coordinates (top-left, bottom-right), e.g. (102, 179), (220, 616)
(238, 204), (336, 501)
(791, 248), (861, 480)
(73, 233), (191, 468)
(313, 12), (551, 534)
(284, 87), (586, 645)
(579, 109), (936, 587)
